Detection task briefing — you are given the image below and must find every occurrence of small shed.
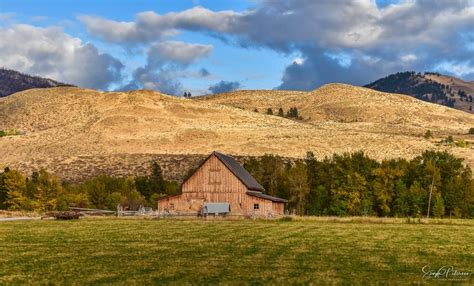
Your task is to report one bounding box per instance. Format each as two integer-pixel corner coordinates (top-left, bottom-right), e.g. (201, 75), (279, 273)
(202, 202), (230, 216)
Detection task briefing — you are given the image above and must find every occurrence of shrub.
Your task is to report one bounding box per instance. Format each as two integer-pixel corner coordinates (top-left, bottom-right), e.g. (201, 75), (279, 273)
(279, 216), (293, 222)
(424, 130), (432, 139)
(469, 128), (474, 134)
(444, 135), (454, 144)
(455, 139), (468, 148)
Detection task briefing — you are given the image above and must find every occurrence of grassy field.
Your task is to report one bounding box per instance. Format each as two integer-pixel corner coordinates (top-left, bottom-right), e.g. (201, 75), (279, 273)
(0, 218), (473, 285)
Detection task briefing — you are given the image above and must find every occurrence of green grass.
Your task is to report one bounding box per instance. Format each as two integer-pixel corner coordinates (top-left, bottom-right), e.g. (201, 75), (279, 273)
(0, 218), (473, 285)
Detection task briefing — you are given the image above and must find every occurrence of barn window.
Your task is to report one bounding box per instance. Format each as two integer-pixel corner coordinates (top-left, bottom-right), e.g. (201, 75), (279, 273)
(208, 167), (222, 185)
(253, 204), (259, 210)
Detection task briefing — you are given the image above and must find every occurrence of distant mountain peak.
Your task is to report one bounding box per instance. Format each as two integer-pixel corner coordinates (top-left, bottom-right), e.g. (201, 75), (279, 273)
(0, 68), (74, 97)
(364, 71), (473, 113)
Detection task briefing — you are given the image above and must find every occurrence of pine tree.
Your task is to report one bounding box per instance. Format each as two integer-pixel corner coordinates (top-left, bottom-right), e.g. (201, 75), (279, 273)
(266, 108), (273, 115)
(288, 161), (309, 215)
(432, 193), (445, 217)
(424, 130), (432, 139)
(278, 108), (284, 117)
(150, 161), (165, 194)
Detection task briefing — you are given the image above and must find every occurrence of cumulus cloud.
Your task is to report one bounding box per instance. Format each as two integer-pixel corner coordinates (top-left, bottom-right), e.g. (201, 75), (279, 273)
(148, 41), (212, 66)
(208, 80), (240, 94)
(0, 24), (123, 89)
(80, 0), (474, 89)
(119, 41), (212, 95)
(79, 7), (238, 45)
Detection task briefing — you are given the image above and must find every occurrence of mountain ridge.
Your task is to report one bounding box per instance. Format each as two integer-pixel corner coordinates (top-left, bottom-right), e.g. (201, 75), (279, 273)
(0, 68), (73, 97)
(364, 71), (474, 114)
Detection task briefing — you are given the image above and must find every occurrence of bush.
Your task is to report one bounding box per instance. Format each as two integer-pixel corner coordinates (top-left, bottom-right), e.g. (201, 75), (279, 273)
(0, 129), (22, 137)
(455, 139), (468, 148)
(469, 128), (474, 134)
(279, 216), (293, 222)
(424, 130), (432, 139)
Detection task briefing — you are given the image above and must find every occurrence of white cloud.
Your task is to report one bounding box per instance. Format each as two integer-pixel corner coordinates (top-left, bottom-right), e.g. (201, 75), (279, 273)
(148, 41), (212, 66)
(79, 7), (238, 45)
(0, 24), (123, 89)
(400, 54), (417, 63)
(434, 61), (474, 77)
(293, 57), (304, 65)
(119, 41), (212, 95)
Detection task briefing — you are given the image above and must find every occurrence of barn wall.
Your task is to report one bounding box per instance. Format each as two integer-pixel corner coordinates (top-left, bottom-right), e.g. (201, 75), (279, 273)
(182, 155), (248, 195)
(272, 202), (285, 215)
(244, 196), (273, 217)
(158, 154), (286, 217)
(181, 154), (250, 215)
(157, 195), (197, 214)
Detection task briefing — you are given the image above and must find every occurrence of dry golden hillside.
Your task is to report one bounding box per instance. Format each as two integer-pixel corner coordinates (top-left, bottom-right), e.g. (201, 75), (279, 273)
(197, 84), (473, 134)
(1, 85), (473, 181)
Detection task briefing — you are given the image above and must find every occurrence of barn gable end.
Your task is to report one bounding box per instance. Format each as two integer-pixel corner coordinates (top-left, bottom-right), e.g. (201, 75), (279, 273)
(158, 151), (287, 217)
(182, 153), (248, 195)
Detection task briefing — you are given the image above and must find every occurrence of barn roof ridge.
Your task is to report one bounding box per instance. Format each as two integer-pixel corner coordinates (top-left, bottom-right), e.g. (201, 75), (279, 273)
(212, 151), (265, 191)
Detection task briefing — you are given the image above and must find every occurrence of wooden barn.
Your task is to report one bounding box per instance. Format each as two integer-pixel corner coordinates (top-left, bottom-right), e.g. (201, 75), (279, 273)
(157, 151), (287, 217)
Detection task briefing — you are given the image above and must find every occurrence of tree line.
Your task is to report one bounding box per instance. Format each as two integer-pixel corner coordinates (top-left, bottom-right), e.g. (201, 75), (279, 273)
(244, 150), (473, 218)
(264, 107), (302, 119)
(0, 162), (178, 212)
(1, 151), (472, 218)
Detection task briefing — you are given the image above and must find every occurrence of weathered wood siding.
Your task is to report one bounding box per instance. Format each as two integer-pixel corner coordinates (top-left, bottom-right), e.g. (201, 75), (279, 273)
(245, 196), (273, 216)
(157, 195), (197, 214)
(182, 155), (248, 195)
(180, 155), (249, 215)
(272, 202), (285, 215)
(158, 154), (286, 216)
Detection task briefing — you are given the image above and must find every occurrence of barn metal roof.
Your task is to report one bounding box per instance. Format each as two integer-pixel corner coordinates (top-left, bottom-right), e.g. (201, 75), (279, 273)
(246, 191), (288, 203)
(213, 151), (265, 191)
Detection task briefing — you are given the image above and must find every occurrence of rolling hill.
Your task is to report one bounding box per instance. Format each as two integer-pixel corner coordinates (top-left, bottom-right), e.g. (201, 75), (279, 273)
(364, 71), (474, 113)
(0, 68), (73, 97)
(1, 85), (473, 181)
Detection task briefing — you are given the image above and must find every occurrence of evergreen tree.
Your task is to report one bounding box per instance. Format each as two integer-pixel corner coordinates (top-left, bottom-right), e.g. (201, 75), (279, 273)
(278, 108), (284, 117)
(150, 161), (165, 194)
(424, 130), (432, 139)
(288, 161), (309, 215)
(392, 179), (410, 217)
(86, 177), (108, 209)
(432, 193), (445, 217)
(266, 108), (273, 115)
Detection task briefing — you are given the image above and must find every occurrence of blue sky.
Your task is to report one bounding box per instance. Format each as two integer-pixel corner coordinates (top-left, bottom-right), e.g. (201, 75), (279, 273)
(1, 0), (473, 95)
